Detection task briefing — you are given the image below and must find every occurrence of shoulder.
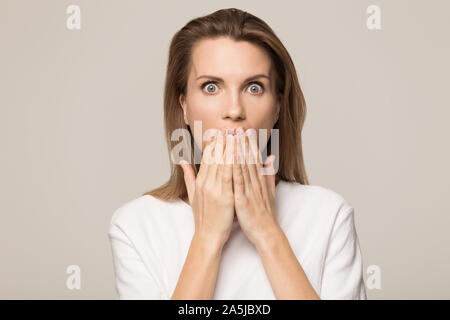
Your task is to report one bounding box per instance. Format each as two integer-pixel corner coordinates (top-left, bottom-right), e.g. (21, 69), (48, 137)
(276, 181), (355, 229)
(109, 194), (179, 233)
(278, 180), (353, 212)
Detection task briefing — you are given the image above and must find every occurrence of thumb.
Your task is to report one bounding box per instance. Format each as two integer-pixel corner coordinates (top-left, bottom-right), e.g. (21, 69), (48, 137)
(179, 159), (195, 205)
(263, 155), (276, 196)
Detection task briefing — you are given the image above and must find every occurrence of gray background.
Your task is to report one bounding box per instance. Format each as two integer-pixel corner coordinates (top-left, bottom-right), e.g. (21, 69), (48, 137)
(1, 0), (449, 299)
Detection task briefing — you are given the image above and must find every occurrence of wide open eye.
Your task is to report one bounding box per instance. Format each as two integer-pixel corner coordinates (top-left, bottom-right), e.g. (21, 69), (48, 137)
(201, 81), (219, 94)
(201, 80), (265, 95)
(247, 82), (264, 95)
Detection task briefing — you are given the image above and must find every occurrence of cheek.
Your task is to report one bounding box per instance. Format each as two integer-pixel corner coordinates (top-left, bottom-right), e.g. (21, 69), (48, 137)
(247, 102), (277, 128)
(185, 108), (220, 149)
(187, 108), (218, 131)
(186, 91), (222, 118)
(246, 102), (278, 148)
(185, 104), (217, 130)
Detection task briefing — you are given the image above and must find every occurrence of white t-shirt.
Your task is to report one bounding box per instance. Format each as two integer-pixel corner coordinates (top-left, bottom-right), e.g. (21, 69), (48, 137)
(108, 180), (367, 300)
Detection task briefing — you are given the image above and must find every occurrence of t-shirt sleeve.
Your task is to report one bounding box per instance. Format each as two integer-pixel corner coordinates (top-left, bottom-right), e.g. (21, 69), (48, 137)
(320, 205), (367, 300)
(108, 221), (169, 300)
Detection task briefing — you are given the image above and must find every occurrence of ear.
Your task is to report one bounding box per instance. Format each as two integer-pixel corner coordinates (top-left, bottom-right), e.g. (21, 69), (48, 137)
(179, 94), (189, 126)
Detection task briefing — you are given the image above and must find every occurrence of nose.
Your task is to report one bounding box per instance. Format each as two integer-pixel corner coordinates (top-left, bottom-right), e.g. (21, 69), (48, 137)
(222, 95), (245, 121)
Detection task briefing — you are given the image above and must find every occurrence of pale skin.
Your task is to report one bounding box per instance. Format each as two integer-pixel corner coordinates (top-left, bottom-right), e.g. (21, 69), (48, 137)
(171, 36), (320, 300)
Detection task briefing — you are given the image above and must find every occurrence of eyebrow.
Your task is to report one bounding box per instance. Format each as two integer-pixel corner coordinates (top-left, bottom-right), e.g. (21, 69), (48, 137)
(196, 74), (270, 82)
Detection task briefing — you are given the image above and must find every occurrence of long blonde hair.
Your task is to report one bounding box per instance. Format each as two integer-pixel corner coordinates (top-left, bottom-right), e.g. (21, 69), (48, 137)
(143, 8), (309, 202)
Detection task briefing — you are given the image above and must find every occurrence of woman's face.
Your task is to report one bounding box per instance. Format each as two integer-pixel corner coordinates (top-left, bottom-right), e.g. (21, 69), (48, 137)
(179, 37), (280, 151)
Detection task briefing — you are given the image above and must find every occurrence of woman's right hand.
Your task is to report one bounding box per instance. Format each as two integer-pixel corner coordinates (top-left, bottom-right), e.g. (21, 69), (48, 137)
(180, 129), (236, 249)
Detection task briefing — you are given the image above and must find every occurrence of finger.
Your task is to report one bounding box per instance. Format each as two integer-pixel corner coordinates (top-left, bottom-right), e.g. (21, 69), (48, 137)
(220, 132), (234, 194)
(239, 131), (252, 195)
(263, 155), (277, 197)
(246, 133), (264, 199)
(179, 159), (195, 205)
(232, 134), (244, 197)
(218, 129), (227, 165)
(197, 133), (217, 184)
(248, 129), (267, 191)
(216, 129), (226, 181)
(208, 130), (224, 182)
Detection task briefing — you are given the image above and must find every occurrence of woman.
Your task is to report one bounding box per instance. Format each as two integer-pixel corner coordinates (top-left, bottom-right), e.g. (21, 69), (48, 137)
(108, 8), (367, 300)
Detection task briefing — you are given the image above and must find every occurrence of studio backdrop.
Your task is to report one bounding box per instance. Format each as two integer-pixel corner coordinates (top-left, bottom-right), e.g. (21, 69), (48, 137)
(1, 0), (449, 299)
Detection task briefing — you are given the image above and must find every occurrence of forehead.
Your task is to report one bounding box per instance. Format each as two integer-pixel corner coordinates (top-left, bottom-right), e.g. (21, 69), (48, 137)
(189, 37), (272, 79)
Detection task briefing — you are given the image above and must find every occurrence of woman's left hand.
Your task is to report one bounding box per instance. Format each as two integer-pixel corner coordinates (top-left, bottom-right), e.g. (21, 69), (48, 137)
(231, 128), (280, 249)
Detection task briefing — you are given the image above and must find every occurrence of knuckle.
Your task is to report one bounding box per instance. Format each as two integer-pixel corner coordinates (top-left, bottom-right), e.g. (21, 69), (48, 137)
(209, 191), (221, 203)
(204, 179), (215, 191)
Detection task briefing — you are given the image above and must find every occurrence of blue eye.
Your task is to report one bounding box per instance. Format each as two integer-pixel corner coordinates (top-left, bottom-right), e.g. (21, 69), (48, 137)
(200, 81), (265, 95)
(201, 82), (218, 94)
(247, 82), (264, 95)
